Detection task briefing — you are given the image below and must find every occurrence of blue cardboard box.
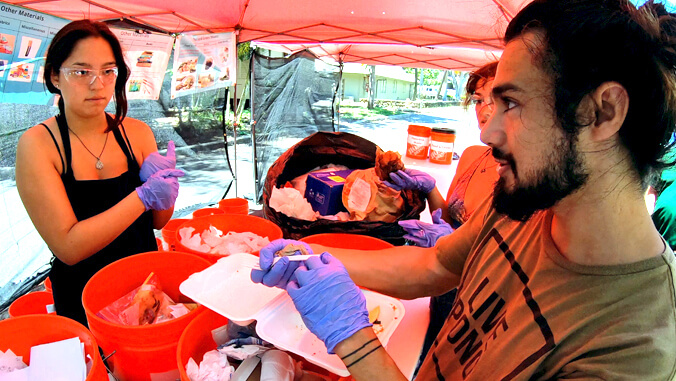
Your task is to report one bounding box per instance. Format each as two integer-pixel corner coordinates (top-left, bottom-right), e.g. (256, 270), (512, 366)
(305, 170), (354, 215)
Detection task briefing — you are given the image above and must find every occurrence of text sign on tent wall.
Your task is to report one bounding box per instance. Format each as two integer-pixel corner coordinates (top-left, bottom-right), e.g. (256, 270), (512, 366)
(0, 3), (68, 105)
(111, 28), (174, 100)
(171, 32), (236, 99)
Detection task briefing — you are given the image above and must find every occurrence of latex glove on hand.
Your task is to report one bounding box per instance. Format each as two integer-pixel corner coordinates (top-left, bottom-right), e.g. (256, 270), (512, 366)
(287, 252), (371, 354)
(383, 169), (436, 194)
(251, 239), (313, 288)
(399, 208), (454, 247)
(135, 168), (184, 211)
(139, 141), (177, 182)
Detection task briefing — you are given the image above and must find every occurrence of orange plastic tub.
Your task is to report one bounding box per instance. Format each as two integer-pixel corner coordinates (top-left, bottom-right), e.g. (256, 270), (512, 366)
(0, 314), (108, 380)
(177, 309), (341, 381)
(173, 214), (283, 264)
(429, 128), (456, 164)
(161, 218), (190, 250)
(44, 277), (52, 293)
(82, 251), (210, 381)
(406, 124), (431, 159)
(192, 207), (225, 218)
(218, 197), (249, 215)
(8, 291), (55, 318)
(177, 308), (229, 381)
(300, 233), (394, 250)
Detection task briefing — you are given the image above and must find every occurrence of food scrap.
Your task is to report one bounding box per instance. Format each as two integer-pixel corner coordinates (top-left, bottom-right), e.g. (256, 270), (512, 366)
(374, 149), (405, 181)
(274, 244), (310, 257)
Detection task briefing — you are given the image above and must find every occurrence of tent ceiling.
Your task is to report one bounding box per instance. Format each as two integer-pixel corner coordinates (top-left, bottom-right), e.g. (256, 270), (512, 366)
(255, 43), (502, 71)
(5, 0), (531, 69)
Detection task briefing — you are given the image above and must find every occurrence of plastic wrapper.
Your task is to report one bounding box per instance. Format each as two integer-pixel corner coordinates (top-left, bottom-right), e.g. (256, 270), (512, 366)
(96, 273), (195, 325)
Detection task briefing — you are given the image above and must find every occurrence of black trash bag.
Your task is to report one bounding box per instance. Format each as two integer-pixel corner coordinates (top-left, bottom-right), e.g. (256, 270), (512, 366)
(263, 131), (427, 246)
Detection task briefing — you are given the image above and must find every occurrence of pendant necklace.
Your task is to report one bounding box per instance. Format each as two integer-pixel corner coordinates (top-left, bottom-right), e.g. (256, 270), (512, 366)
(68, 127), (109, 170)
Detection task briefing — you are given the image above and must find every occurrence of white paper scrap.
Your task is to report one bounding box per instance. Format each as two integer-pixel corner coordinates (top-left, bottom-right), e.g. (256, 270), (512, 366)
(28, 337), (86, 381)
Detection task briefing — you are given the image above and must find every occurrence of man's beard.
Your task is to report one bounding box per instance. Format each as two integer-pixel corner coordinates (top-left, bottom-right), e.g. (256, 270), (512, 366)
(492, 135), (588, 221)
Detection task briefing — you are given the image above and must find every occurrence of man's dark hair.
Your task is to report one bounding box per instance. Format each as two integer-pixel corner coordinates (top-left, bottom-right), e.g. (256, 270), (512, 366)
(505, 0), (676, 186)
(463, 61), (498, 108)
(44, 20), (130, 130)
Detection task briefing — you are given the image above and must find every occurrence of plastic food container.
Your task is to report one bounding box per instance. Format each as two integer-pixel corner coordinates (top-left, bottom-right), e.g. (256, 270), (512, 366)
(429, 128), (456, 164)
(406, 124), (431, 159)
(180, 253), (405, 377)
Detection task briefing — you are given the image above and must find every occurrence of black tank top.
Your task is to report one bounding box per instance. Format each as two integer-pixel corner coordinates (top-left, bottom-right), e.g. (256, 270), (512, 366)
(43, 113), (157, 326)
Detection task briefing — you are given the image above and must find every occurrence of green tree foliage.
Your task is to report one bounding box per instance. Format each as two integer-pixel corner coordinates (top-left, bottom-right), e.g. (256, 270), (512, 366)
(404, 67), (443, 85)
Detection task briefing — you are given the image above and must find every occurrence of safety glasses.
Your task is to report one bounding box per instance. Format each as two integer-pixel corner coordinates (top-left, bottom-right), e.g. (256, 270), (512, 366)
(60, 67), (118, 86)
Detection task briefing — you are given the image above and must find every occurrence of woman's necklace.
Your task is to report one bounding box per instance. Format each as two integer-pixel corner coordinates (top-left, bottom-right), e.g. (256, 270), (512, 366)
(68, 127), (110, 170)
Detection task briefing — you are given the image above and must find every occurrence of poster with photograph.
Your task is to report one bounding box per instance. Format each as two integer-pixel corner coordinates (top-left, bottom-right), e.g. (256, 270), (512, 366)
(171, 32), (236, 99)
(0, 3), (68, 105)
(111, 28), (174, 100)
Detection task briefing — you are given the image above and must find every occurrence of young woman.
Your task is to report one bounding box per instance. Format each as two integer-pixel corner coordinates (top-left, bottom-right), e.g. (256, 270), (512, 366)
(15, 20), (183, 326)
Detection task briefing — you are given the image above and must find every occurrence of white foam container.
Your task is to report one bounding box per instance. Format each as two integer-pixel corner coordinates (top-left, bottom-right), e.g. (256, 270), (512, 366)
(179, 252), (405, 377)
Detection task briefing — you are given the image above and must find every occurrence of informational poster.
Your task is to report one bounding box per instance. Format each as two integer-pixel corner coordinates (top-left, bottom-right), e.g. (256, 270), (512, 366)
(171, 32), (236, 99)
(0, 3), (68, 105)
(112, 28), (174, 100)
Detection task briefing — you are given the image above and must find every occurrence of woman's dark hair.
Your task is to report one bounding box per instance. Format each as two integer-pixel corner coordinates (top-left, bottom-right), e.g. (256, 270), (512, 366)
(462, 61), (498, 108)
(44, 20), (130, 130)
(505, 0), (676, 187)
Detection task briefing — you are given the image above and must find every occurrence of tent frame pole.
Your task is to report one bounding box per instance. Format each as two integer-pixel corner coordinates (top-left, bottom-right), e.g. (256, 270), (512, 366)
(251, 53), (259, 204)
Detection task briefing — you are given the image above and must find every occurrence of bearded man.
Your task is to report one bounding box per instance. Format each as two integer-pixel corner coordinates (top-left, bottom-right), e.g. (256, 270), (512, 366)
(251, 0), (676, 379)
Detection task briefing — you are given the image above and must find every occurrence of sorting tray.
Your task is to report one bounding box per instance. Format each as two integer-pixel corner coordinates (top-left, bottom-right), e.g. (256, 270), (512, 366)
(179, 253), (405, 376)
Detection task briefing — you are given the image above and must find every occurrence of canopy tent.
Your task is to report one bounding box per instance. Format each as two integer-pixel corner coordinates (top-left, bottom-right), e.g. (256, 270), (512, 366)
(3, 0), (531, 69)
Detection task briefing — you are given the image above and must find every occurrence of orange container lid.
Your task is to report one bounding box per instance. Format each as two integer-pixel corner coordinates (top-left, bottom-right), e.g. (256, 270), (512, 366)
(408, 124), (432, 135)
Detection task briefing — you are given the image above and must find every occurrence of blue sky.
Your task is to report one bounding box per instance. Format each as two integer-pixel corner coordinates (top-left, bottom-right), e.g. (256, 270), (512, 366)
(630, 0), (676, 12)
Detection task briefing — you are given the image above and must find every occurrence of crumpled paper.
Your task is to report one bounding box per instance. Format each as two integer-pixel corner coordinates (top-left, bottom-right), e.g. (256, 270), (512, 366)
(269, 187), (319, 221)
(178, 226), (270, 255)
(0, 349), (27, 374)
(186, 350), (234, 381)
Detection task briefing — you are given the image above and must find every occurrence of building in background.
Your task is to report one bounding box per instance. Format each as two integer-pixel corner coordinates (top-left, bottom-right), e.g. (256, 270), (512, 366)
(340, 63), (415, 102)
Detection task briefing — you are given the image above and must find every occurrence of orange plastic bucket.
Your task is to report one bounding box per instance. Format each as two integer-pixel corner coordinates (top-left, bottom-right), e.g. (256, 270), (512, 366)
(0, 314), (108, 380)
(406, 124), (431, 159)
(82, 251), (210, 381)
(161, 218), (190, 250)
(177, 308), (229, 381)
(192, 207), (225, 218)
(300, 233), (394, 250)
(44, 277), (52, 293)
(173, 214), (283, 264)
(8, 291), (55, 318)
(429, 128), (456, 164)
(218, 197), (249, 215)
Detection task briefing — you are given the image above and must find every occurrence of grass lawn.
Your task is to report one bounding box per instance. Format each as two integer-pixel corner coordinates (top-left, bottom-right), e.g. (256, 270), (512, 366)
(338, 104), (407, 121)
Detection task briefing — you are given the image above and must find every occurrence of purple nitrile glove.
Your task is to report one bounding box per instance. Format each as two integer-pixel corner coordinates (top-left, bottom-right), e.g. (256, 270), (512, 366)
(251, 239), (313, 288)
(287, 252), (371, 354)
(135, 168), (184, 211)
(139, 141), (177, 182)
(383, 169), (436, 194)
(398, 208), (454, 247)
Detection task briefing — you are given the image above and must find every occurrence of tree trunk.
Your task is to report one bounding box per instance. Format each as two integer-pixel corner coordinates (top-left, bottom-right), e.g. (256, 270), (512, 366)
(368, 65), (376, 109)
(414, 68), (419, 100)
(437, 70), (448, 100)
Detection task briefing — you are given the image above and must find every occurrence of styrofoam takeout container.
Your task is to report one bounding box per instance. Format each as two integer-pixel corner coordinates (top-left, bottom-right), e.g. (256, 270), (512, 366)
(179, 252), (405, 377)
